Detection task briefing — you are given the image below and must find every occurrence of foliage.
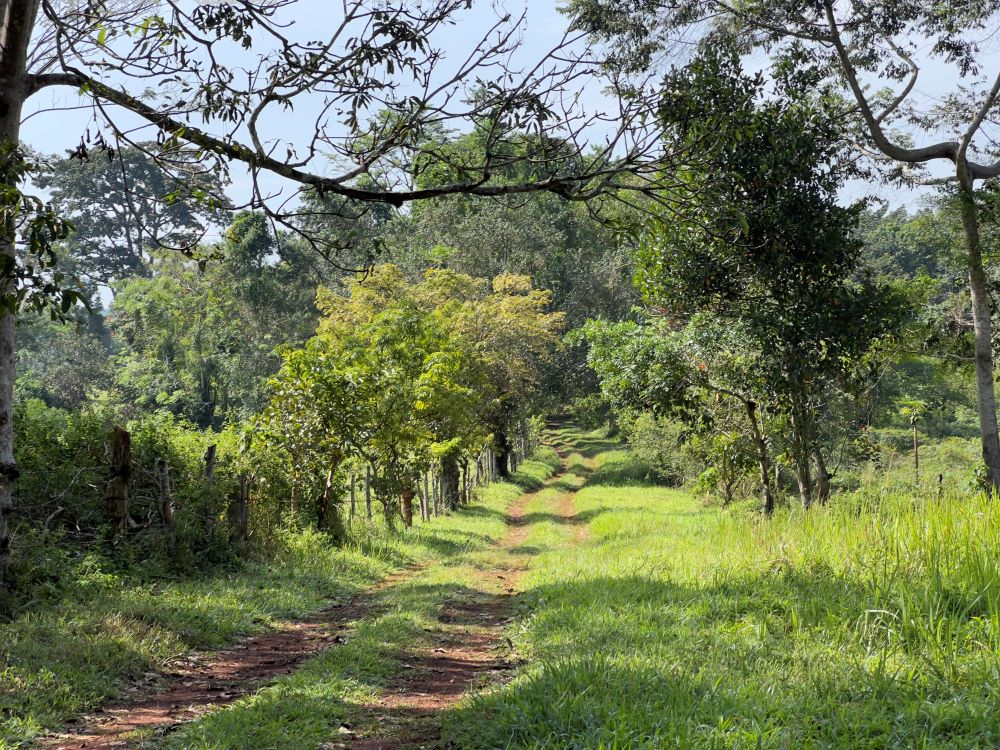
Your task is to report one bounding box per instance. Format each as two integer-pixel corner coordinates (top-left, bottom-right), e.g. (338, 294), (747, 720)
(264, 265), (563, 523)
(35, 146), (230, 286)
(110, 213), (318, 427)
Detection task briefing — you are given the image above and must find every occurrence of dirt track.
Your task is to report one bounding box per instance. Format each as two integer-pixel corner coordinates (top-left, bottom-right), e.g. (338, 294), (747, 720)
(41, 442), (587, 750)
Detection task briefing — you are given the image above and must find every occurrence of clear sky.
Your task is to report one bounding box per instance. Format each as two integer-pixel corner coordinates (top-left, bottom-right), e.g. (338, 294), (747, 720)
(20, 1), (1000, 212)
(23, 1), (585, 209)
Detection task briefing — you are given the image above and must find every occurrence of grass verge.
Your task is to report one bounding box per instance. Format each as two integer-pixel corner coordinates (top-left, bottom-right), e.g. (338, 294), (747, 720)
(445, 428), (1000, 749)
(1, 447), (560, 749)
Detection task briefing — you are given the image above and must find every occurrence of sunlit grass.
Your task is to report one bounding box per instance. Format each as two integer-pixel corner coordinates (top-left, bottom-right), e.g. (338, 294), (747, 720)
(446, 431), (1000, 749)
(0, 448), (560, 748)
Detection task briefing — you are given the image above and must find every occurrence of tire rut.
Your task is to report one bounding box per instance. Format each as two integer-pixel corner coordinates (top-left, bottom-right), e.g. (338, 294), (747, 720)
(342, 443), (590, 750)
(37, 567), (423, 750)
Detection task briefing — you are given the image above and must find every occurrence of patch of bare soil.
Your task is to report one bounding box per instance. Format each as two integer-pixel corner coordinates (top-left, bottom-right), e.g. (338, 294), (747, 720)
(340, 447), (584, 750)
(39, 569), (420, 750)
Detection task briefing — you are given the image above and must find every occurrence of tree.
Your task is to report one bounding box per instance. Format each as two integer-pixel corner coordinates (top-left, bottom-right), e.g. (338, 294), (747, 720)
(569, 0), (1000, 491)
(111, 212), (319, 427)
(34, 144), (230, 287)
(15, 311), (113, 409)
(452, 273), (565, 476)
(310, 266), (485, 527)
(643, 50), (905, 507)
(0, 0), (683, 583)
(585, 50), (905, 511)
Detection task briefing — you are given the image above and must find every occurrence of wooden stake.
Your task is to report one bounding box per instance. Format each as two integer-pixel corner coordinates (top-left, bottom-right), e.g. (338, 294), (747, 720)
(107, 426), (131, 540)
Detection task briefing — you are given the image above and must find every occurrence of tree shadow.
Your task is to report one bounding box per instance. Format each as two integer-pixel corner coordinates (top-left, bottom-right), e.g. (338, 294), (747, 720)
(441, 568), (996, 748)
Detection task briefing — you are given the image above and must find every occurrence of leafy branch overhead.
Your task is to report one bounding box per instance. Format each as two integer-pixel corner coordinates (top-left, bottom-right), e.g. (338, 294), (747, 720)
(22, 1), (685, 234)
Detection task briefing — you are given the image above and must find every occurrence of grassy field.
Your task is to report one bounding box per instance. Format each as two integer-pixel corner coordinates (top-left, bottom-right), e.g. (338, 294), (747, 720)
(446, 428), (1000, 749)
(0, 448), (561, 748)
(8, 425), (1000, 749)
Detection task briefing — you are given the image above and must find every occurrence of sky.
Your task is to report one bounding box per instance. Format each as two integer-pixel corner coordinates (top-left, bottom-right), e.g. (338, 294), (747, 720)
(19, 1), (1000, 213)
(22, 1), (587, 209)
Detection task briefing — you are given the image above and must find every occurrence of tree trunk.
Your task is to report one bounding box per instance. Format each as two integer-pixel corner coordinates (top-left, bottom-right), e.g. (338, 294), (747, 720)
(440, 455), (460, 511)
(745, 401), (775, 515)
(958, 185), (1000, 494)
(789, 407), (813, 509)
(495, 429), (512, 478)
(349, 471), (356, 521)
(812, 445), (831, 506)
(317, 464), (333, 530)
(203, 444), (217, 544)
(912, 419), (920, 486)
(318, 458), (346, 543)
(423, 471), (430, 519)
(0, 0), (39, 585)
(107, 427), (132, 539)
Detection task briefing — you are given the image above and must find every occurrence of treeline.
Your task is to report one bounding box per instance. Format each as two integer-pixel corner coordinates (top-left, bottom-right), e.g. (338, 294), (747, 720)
(10, 262), (560, 593)
(7, 132), (635, 602)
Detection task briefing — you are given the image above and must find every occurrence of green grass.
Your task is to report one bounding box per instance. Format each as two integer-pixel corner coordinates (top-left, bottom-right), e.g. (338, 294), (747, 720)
(445, 429), (1000, 749)
(158, 446), (561, 749)
(0, 447), (561, 749)
(14, 425), (1000, 749)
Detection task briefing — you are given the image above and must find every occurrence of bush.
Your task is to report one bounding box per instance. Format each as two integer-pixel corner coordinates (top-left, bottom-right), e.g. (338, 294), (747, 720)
(620, 412), (691, 485)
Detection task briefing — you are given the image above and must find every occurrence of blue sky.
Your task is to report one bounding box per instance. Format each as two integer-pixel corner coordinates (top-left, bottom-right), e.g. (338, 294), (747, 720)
(23, 1), (582, 206)
(20, 1), (999, 211)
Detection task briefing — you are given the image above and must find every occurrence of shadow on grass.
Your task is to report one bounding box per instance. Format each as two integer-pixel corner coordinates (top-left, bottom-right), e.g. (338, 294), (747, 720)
(442, 569), (997, 749)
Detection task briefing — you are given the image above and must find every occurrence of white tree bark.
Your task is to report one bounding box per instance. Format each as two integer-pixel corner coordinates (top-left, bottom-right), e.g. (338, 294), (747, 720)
(0, 0), (41, 584)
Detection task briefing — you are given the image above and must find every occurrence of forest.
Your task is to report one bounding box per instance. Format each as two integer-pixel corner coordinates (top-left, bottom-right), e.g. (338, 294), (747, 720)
(2, 0), (1000, 748)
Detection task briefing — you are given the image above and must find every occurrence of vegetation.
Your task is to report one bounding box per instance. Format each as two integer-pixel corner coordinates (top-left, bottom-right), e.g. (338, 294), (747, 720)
(447, 432), (1000, 748)
(0, 0), (999, 747)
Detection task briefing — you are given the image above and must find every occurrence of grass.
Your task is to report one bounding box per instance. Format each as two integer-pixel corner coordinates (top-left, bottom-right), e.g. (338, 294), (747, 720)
(157, 446), (562, 749)
(0, 447), (560, 749)
(445, 429), (1000, 749)
(12, 423), (1000, 749)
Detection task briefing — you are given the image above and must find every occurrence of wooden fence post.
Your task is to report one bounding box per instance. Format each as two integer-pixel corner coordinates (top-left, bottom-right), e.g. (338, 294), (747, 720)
(432, 470), (439, 516)
(203, 444), (218, 543)
(156, 457), (175, 556)
(228, 473), (249, 547)
(107, 426), (131, 540)
(424, 469), (433, 521)
(349, 471), (356, 521)
(365, 465), (373, 520)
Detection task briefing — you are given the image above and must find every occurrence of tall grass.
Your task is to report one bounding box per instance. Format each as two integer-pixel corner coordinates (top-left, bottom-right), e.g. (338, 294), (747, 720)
(446, 442), (1000, 749)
